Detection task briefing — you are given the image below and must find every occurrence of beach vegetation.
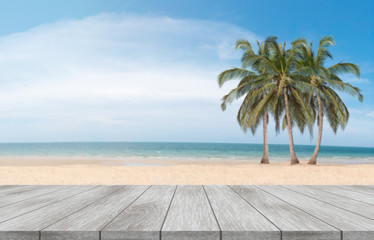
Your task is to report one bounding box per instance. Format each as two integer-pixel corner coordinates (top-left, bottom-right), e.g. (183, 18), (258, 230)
(218, 36), (363, 165)
(218, 39), (273, 164)
(294, 36), (363, 164)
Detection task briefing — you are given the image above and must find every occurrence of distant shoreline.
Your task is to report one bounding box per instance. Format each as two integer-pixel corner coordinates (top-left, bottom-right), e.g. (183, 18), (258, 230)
(0, 142), (373, 165)
(0, 156), (374, 166)
(0, 141), (372, 149)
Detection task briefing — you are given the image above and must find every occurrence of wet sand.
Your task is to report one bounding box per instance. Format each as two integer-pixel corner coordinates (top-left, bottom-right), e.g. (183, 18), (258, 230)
(0, 157), (373, 185)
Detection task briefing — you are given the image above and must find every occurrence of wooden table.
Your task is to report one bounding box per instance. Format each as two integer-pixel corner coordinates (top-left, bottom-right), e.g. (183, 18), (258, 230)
(0, 185), (373, 239)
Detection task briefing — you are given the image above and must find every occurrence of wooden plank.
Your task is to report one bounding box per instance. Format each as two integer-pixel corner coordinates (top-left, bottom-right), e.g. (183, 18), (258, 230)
(0, 185), (70, 208)
(284, 185), (374, 221)
(0, 186), (26, 193)
(102, 185), (176, 240)
(0, 186), (17, 191)
(311, 185), (374, 205)
(337, 185), (374, 196)
(0, 185), (120, 240)
(230, 185), (340, 240)
(0, 185), (46, 198)
(204, 185), (280, 240)
(42, 185), (150, 240)
(0, 186), (94, 224)
(161, 185), (220, 240)
(258, 185), (374, 240)
(349, 185), (374, 190)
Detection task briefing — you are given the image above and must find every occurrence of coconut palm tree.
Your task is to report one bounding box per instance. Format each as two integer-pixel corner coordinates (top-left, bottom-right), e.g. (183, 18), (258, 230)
(294, 36), (363, 164)
(242, 36), (316, 164)
(218, 40), (272, 164)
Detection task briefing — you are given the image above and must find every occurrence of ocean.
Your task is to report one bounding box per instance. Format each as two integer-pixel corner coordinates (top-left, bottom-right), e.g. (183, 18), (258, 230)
(0, 142), (373, 164)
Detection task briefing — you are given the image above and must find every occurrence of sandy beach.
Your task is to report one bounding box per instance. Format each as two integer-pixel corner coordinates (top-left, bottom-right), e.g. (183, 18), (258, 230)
(0, 157), (374, 185)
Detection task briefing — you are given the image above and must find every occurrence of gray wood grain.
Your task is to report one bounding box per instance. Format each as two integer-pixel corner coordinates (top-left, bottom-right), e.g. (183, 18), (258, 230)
(0, 186), (28, 194)
(284, 185), (374, 221)
(162, 185), (220, 240)
(230, 185), (339, 240)
(258, 185), (374, 240)
(0, 185), (46, 198)
(102, 185), (176, 240)
(0, 185), (373, 239)
(0, 186), (94, 224)
(0, 186), (18, 191)
(205, 185), (280, 240)
(0, 231), (40, 240)
(0, 186), (120, 240)
(311, 185), (374, 204)
(42, 185), (149, 240)
(337, 185), (374, 196)
(0, 185), (69, 208)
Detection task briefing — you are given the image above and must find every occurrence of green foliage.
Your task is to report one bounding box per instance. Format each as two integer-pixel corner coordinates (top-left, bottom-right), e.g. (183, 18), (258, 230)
(218, 38), (275, 133)
(294, 36), (363, 134)
(217, 35), (363, 159)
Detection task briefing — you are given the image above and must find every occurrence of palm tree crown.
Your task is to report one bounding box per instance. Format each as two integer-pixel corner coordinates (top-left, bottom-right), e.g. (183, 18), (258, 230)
(218, 39), (273, 163)
(293, 36), (363, 164)
(242, 37), (318, 164)
(218, 36), (363, 165)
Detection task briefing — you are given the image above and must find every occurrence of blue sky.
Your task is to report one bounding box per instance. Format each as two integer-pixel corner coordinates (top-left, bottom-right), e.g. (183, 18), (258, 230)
(0, 0), (373, 147)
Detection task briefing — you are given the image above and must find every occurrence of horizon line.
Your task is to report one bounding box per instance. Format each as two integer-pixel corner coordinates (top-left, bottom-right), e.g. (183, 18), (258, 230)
(0, 140), (372, 149)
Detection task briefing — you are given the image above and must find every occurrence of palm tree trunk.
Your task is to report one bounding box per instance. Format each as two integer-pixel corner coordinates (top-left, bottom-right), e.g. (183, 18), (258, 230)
(309, 96), (323, 165)
(261, 112), (270, 164)
(284, 88), (299, 164)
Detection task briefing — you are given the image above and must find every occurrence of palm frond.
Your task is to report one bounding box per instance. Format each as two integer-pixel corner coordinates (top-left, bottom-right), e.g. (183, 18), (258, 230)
(218, 68), (256, 87)
(328, 63), (360, 78)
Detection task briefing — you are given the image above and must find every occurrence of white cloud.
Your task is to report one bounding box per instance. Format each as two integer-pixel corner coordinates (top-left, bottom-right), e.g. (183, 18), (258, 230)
(1, 13), (371, 147)
(367, 111), (374, 119)
(339, 73), (370, 84)
(0, 13), (261, 142)
(343, 77), (370, 83)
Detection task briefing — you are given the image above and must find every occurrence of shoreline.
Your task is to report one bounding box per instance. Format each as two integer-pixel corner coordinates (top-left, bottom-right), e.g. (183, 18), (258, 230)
(0, 157), (252, 166)
(0, 156), (373, 166)
(0, 157), (374, 185)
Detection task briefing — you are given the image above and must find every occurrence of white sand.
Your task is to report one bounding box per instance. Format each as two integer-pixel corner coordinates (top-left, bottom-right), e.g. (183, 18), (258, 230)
(0, 157), (373, 185)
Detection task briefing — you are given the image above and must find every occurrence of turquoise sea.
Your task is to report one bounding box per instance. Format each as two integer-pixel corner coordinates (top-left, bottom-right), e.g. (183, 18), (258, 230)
(0, 142), (373, 164)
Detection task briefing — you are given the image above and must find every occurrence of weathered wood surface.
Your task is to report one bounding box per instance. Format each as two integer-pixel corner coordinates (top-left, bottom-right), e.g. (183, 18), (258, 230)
(258, 185), (374, 240)
(204, 185), (279, 240)
(284, 185), (374, 221)
(0, 186), (92, 224)
(0, 185), (46, 198)
(0, 185), (372, 240)
(332, 185), (374, 196)
(102, 185), (176, 240)
(162, 185), (220, 240)
(44, 185), (150, 240)
(0, 185), (69, 208)
(311, 185), (374, 204)
(231, 185), (340, 240)
(0, 186), (119, 240)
